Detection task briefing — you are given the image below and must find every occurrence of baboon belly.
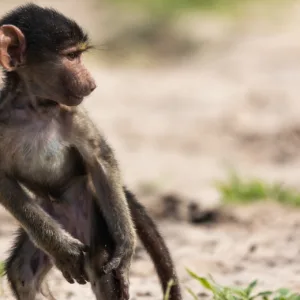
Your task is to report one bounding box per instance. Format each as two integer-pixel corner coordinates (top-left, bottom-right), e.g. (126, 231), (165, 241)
(45, 176), (93, 245)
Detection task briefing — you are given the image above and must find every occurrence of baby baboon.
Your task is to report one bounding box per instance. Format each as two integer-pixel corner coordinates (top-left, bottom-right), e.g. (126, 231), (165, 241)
(0, 4), (182, 300)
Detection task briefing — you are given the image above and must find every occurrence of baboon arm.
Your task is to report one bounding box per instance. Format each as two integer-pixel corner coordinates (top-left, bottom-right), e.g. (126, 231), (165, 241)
(88, 157), (135, 249)
(0, 173), (67, 255)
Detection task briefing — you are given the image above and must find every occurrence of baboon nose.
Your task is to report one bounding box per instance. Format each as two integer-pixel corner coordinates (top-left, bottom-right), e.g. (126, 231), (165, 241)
(90, 82), (97, 92)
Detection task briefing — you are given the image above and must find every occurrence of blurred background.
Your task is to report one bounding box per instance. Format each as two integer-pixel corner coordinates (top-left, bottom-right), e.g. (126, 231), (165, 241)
(1, 0), (300, 299)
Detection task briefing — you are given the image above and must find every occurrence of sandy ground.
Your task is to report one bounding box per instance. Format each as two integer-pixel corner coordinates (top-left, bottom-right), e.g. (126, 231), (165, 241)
(1, 0), (300, 299)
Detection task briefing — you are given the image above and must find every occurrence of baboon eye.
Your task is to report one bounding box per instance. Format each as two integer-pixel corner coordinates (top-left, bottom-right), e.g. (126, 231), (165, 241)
(66, 51), (81, 61)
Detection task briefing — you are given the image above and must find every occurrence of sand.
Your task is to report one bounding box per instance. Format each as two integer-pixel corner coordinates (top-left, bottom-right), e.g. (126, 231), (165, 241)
(1, 1), (300, 299)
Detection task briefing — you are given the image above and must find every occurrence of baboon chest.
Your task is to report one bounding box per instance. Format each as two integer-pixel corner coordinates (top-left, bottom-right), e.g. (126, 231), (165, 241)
(6, 120), (79, 185)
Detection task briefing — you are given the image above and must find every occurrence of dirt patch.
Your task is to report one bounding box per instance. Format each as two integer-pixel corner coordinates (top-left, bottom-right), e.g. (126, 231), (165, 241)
(1, 201), (300, 299)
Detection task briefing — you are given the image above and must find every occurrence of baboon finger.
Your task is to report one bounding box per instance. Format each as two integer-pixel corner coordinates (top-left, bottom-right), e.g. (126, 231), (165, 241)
(62, 271), (74, 284)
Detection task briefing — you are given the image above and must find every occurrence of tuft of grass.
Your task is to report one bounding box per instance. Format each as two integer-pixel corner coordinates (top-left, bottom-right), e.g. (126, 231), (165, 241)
(215, 172), (300, 207)
(185, 269), (300, 300)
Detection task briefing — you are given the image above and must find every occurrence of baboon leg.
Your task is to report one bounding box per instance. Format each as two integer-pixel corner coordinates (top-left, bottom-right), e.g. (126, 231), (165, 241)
(51, 179), (123, 300)
(5, 228), (53, 300)
(5, 179), (127, 300)
(86, 200), (121, 300)
(4, 193), (86, 300)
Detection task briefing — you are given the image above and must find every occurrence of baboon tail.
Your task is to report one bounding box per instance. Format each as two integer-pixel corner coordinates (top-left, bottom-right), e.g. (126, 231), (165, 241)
(124, 186), (182, 300)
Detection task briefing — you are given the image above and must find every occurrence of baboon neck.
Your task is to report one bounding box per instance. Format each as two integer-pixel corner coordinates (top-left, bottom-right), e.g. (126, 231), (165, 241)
(0, 71), (37, 113)
(1, 71), (60, 116)
(1, 71), (23, 98)
(0, 72), (20, 109)
(3, 71), (21, 91)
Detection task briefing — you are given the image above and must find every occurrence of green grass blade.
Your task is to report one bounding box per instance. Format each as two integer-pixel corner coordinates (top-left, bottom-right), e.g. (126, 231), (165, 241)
(276, 288), (291, 296)
(164, 279), (174, 300)
(287, 293), (300, 300)
(0, 262), (4, 277)
(186, 269), (215, 292)
(250, 291), (273, 300)
(245, 280), (258, 296)
(186, 287), (199, 300)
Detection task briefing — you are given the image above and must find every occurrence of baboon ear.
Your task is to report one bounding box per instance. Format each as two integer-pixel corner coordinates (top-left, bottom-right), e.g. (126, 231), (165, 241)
(0, 25), (26, 71)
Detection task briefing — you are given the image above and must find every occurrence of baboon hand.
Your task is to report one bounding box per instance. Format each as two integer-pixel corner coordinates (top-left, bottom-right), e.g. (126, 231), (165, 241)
(102, 242), (134, 300)
(52, 236), (89, 285)
(102, 241), (134, 275)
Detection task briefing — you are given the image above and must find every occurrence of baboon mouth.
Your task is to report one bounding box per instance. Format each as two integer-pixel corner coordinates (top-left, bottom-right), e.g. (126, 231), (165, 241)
(71, 95), (83, 100)
(39, 99), (59, 107)
(67, 94), (84, 105)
